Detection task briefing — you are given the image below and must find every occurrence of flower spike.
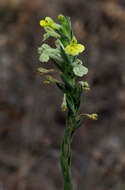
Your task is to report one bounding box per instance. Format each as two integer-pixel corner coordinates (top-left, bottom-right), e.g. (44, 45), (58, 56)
(37, 15), (98, 190)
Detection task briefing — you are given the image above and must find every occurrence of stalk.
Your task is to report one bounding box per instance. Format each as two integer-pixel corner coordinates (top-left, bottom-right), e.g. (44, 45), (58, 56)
(61, 112), (73, 190)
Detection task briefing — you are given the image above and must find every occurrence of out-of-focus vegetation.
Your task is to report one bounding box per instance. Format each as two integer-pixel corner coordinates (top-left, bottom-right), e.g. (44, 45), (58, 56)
(0, 0), (125, 189)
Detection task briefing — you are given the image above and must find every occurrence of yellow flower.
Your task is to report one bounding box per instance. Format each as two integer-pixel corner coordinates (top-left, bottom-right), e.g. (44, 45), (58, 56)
(40, 17), (60, 30)
(65, 36), (85, 56)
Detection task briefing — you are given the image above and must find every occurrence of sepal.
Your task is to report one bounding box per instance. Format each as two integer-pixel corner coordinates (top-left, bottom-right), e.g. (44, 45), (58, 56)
(66, 94), (76, 115)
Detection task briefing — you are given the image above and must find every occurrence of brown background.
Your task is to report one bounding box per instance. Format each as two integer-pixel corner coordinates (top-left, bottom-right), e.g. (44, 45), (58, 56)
(0, 0), (125, 189)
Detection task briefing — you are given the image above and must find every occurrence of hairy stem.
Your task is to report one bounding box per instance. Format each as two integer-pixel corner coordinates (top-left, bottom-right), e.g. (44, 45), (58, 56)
(60, 112), (74, 190)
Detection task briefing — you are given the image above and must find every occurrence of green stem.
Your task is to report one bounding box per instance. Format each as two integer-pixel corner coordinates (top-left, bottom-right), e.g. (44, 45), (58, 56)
(60, 112), (74, 190)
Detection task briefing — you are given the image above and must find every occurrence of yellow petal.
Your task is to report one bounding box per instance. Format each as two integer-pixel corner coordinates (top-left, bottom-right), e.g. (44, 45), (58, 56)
(75, 44), (85, 52)
(40, 20), (47, 27)
(65, 44), (85, 56)
(40, 17), (54, 28)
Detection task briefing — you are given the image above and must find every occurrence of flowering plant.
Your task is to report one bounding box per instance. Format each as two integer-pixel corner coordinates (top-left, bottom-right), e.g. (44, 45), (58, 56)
(38, 15), (97, 190)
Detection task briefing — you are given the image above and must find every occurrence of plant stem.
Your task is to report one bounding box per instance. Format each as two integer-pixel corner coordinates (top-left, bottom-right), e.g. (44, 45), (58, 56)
(60, 112), (74, 190)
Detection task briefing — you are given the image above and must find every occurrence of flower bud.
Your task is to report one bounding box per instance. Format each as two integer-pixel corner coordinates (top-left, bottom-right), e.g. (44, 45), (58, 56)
(43, 75), (59, 84)
(37, 67), (56, 76)
(80, 113), (98, 120)
(61, 94), (67, 112)
(79, 81), (90, 90)
(58, 14), (65, 21)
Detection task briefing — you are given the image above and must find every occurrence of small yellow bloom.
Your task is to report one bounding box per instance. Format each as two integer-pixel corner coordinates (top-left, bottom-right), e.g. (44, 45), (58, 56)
(37, 67), (56, 76)
(40, 17), (60, 30)
(81, 113), (98, 120)
(65, 36), (85, 56)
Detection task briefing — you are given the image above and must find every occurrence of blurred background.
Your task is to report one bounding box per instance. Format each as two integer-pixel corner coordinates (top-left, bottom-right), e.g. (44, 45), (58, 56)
(0, 0), (125, 189)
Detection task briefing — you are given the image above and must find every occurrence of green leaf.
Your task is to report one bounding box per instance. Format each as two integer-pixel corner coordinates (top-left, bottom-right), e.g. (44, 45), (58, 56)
(60, 46), (74, 74)
(58, 15), (73, 45)
(64, 16), (73, 40)
(75, 85), (83, 111)
(61, 74), (73, 90)
(65, 17), (72, 32)
(52, 59), (64, 72)
(60, 46), (71, 64)
(58, 31), (70, 46)
(56, 83), (67, 93)
(66, 94), (76, 115)
(73, 118), (86, 130)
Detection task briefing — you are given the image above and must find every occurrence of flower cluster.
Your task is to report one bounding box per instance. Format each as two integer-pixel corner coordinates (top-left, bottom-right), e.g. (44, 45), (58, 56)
(38, 15), (87, 78)
(39, 15), (87, 70)
(38, 15), (97, 117)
